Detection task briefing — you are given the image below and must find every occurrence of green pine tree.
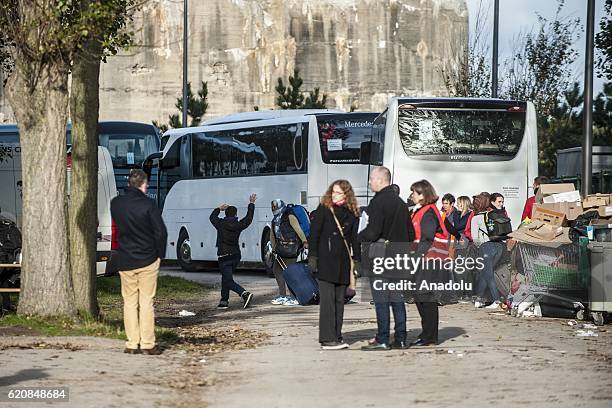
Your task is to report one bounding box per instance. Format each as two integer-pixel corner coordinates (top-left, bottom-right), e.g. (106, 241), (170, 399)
(275, 69), (327, 109)
(153, 81), (209, 132)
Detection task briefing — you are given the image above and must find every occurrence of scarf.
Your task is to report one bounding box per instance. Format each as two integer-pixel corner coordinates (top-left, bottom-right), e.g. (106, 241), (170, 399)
(272, 199), (286, 238)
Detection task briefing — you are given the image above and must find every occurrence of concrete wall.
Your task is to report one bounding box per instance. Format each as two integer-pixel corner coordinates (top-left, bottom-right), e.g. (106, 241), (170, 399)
(0, 0), (468, 124)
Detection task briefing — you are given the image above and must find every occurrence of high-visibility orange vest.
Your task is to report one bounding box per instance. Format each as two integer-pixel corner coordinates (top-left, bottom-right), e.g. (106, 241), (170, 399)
(412, 204), (450, 259)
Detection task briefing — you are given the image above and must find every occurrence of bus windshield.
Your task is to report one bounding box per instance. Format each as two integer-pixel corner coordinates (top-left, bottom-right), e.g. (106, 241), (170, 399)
(98, 132), (159, 169)
(398, 107), (526, 158)
(316, 113), (378, 164)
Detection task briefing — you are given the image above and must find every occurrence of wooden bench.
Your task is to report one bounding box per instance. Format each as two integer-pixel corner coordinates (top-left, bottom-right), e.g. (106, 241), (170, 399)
(0, 264), (20, 293)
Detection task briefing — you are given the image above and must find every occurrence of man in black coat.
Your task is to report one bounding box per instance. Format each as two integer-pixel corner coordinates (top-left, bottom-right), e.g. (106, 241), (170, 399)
(110, 169), (168, 355)
(359, 166), (415, 350)
(210, 193), (257, 310)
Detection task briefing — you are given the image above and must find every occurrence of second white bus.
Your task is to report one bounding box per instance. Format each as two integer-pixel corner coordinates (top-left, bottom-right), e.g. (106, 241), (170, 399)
(364, 97), (538, 226)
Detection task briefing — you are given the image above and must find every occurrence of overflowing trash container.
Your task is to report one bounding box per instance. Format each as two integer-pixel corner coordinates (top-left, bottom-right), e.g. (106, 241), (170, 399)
(509, 241), (589, 319)
(507, 185), (612, 322)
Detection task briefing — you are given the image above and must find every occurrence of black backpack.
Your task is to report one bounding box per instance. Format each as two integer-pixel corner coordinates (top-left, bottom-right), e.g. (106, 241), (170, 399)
(484, 210), (512, 242)
(0, 218), (22, 262)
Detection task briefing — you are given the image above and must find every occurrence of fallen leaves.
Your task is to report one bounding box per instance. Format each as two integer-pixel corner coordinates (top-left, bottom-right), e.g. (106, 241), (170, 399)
(167, 325), (270, 354)
(0, 341), (84, 351)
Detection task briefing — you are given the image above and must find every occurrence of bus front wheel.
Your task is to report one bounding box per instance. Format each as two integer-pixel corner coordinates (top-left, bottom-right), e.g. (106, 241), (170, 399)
(261, 229), (275, 278)
(177, 230), (199, 272)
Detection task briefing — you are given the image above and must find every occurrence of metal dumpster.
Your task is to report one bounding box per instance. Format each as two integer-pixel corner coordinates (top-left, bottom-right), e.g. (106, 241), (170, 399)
(588, 241), (612, 325)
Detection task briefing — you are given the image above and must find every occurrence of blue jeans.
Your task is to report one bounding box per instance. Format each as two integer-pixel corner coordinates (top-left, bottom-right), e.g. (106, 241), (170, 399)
(370, 278), (407, 344)
(219, 256), (245, 301)
(374, 301), (407, 345)
(476, 241), (504, 302)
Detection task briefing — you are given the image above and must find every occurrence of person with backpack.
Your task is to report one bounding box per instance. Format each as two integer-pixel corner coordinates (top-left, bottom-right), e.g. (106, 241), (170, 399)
(308, 180), (360, 350)
(470, 194), (508, 310)
(210, 194), (257, 310)
(270, 199), (308, 306)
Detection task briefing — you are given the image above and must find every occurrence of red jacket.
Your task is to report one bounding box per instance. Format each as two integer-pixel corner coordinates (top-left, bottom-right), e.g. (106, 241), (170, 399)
(521, 196), (536, 221)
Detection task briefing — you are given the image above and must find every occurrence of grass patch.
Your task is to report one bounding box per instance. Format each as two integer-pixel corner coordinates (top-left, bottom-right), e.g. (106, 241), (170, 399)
(0, 275), (208, 342)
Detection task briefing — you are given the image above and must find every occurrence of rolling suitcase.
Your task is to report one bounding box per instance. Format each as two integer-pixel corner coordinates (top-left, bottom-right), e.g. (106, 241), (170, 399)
(278, 256), (319, 305)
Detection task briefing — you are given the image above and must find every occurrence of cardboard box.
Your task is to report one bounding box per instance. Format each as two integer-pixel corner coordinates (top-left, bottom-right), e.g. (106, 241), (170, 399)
(534, 202), (583, 221)
(524, 223), (563, 241)
(598, 205), (612, 218)
(583, 195), (609, 208)
(532, 207), (566, 226)
(535, 183), (576, 204)
(542, 190), (581, 204)
(509, 221), (572, 247)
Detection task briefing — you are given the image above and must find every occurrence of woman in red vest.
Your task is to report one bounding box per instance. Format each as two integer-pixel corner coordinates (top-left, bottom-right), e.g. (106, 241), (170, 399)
(409, 180), (450, 347)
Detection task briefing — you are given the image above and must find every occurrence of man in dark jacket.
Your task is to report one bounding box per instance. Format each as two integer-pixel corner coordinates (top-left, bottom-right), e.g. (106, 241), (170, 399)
(359, 166), (415, 350)
(110, 169), (168, 355)
(210, 193), (257, 309)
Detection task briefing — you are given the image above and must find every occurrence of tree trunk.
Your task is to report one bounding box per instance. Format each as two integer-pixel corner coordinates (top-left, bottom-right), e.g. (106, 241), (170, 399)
(6, 63), (76, 317)
(69, 38), (102, 317)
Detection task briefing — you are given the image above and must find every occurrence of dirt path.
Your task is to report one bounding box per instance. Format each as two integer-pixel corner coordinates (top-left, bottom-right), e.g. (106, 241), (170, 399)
(1, 269), (611, 408)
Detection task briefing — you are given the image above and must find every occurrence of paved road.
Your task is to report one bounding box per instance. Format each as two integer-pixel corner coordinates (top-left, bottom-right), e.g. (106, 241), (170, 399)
(163, 266), (612, 408)
(1, 265), (610, 408)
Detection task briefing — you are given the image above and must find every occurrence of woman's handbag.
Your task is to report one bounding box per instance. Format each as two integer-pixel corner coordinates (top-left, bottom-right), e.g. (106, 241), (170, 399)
(330, 208), (357, 291)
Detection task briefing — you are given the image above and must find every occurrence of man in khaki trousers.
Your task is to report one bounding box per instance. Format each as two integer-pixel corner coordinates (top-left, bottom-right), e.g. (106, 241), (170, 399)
(110, 170), (168, 355)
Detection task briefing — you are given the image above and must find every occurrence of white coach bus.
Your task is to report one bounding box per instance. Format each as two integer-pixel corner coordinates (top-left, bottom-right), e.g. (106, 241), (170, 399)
(362, 98), (538, 227)
(145, 110), (379, 271)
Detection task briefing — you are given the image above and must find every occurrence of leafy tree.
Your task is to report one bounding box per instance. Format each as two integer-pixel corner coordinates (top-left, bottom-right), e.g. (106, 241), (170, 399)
(442, 0), (591, 176)
(154, 81), (209, 133)
(539, 82), (612, 176)
(0, 0), (138, 317)
(595, 0), (612, 80)
(0, 0), (91, 316)
(69, 0), (138, 317)
(501, 2), (580, 121)
(440, 0), (491, 97)
(275, 69), (327, 109)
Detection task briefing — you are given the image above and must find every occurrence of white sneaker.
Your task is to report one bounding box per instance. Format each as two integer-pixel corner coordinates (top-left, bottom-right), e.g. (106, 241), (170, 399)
(271, 296), (286, 305)
(321, 341), (350, 350)
(474, 300), (484, 308)
(485, 301), (501, 310)
(283, 297), (300, 306)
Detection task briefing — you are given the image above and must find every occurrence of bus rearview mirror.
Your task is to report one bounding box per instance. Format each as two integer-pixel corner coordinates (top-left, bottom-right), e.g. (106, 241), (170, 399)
(142, 152), (163, 177)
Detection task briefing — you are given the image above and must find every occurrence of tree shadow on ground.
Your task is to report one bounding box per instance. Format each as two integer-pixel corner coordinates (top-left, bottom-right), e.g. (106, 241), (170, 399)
(342, 326), (467, 345)
(0, 369), (49, 387)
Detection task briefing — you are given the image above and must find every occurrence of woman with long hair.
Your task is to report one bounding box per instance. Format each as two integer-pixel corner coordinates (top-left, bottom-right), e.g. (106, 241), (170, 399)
(454, 195), (474, 300)
(409, 179), (450, 346)
(470, 194), (505, 309)
(308, 180), (360, 350)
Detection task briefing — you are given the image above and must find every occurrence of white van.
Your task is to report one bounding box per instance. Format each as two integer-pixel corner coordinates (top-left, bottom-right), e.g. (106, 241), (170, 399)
(1, 126), (118, 275)
(67, 146), (118, 275)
